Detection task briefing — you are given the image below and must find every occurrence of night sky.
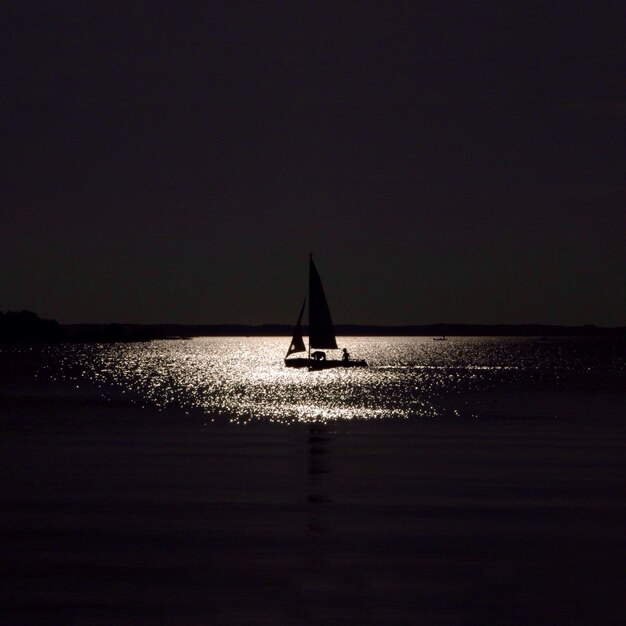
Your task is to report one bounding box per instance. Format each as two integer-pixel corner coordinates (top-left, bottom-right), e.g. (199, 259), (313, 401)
(2, 1), (624, 326)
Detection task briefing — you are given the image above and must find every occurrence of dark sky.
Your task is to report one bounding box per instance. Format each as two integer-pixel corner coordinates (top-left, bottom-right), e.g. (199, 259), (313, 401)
(2, 1), (624, 325)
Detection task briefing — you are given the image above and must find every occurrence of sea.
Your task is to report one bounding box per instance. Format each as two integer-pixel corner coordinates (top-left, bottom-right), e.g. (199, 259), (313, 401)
(2, 337), (626, 624)
(5, 336), (626, 423)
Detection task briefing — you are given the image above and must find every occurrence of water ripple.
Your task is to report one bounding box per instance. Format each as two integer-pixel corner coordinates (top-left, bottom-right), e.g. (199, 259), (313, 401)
(40, 336), (626, 424)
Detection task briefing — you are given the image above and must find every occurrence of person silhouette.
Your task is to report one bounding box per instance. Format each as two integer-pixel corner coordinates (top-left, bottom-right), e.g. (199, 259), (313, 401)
(342, 348), (350, 363)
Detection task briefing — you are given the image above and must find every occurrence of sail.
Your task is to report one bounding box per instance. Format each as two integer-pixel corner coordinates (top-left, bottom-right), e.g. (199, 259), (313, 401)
(308, 258), (338, 349)
(286, 298), (306, 357)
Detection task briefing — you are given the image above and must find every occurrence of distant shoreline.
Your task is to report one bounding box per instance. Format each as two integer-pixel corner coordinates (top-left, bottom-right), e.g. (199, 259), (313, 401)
(63, 322), (626, 339)
(2, 310), (624, 343)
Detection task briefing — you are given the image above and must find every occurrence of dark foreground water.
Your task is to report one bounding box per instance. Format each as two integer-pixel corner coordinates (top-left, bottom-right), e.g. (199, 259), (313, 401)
(1, 337), (625, 624)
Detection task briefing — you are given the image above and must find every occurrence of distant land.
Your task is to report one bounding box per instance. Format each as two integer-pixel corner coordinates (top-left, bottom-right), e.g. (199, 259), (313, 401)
(1, 312), (624, 343)
(65, 322), (625, 339)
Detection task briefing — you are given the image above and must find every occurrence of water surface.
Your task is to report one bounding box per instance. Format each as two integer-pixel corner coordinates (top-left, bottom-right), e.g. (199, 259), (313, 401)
(34, 336), (626, 423)
(2, 337), (625, 624)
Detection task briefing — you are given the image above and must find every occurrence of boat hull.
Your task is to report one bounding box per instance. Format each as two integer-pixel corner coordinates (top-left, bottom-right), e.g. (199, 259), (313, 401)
(284, 358), (367, 369)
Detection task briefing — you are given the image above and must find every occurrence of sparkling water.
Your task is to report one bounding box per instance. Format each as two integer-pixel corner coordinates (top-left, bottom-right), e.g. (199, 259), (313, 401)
(22, 336), (626, 424)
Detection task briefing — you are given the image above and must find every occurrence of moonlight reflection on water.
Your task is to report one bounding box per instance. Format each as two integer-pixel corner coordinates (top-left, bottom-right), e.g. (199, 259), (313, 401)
(44, 336), (625, 424)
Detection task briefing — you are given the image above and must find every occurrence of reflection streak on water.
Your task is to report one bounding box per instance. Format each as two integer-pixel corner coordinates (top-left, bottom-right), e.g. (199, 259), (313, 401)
(42, 336), (626, 424)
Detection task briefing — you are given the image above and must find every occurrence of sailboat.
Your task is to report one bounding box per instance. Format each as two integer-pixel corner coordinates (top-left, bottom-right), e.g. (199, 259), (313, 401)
(285, 256), (367, 369)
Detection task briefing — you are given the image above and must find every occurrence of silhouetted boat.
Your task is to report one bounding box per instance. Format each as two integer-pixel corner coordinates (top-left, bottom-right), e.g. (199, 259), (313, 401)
(285, 256), (367, 369)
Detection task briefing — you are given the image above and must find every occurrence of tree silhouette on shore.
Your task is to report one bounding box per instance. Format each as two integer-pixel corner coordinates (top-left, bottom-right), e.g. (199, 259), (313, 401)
(0, 310), (64, 343)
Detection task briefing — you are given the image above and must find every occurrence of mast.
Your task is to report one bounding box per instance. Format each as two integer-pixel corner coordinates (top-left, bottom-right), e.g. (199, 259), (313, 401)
(307, 252), (313, 361)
